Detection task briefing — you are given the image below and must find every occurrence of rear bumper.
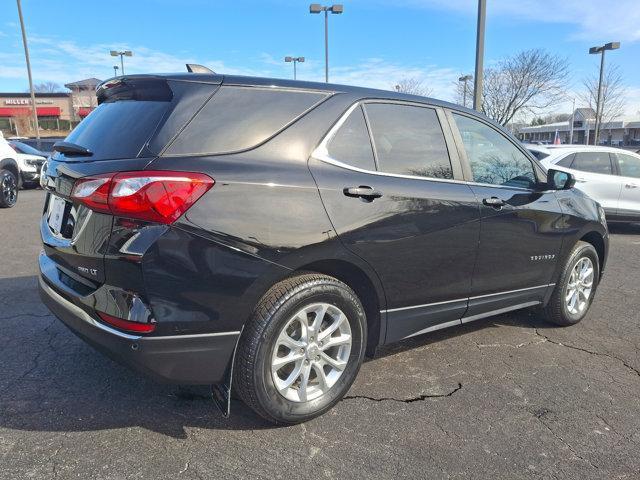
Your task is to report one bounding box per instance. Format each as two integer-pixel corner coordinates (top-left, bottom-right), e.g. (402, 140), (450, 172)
(38, 272), (240, 385)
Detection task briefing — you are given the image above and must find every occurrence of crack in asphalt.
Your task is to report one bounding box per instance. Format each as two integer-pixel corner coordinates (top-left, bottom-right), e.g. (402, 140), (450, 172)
(342, 383), (463, 403)
(0, 312), (53, 321)
(534, 328), (640, 379)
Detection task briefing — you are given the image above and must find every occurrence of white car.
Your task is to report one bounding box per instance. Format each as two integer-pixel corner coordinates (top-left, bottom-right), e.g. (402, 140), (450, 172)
(8, 140), (47, 188)
(532, 145), (640, 223)
(0, 132), (20, 207)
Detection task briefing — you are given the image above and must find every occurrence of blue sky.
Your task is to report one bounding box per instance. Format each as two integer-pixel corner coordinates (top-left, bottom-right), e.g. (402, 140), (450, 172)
(1, 0), (639, 117)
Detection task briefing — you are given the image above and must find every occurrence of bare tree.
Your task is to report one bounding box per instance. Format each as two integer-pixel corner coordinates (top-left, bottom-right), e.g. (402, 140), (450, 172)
(31, 82), (64, 93)
(393, 78), (433, 97)
(481, 49), (569, 126)
(579, 65), (627, 126)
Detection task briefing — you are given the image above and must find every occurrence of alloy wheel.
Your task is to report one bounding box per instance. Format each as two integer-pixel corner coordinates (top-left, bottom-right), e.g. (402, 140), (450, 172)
(565, 257), (594, 315)
(2, 173), (17, 206)
(270, 302), (352, 402)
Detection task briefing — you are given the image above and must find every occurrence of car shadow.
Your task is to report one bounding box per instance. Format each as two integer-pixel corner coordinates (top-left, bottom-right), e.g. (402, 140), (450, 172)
(0, 275), (552, 438)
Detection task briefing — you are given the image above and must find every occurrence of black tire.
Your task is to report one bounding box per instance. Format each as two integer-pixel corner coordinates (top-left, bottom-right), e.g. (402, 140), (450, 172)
(234, 273), (367, 424)
(544, 241), (599, 326)
(0, 169), (18, 208)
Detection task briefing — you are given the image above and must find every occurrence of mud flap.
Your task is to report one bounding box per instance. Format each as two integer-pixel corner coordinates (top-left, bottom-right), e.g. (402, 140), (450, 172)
(211, 326), (243, 417)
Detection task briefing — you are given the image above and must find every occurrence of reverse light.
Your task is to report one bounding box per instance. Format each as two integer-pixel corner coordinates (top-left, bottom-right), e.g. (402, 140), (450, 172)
(71, 171), (214, 224)
(97, 311), (156, 334)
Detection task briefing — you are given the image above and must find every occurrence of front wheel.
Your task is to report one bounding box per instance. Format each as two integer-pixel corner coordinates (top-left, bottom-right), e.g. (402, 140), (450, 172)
(234, 273), (367, 424)
(544, 241), (599, 326)
(0, 169), (18, 208)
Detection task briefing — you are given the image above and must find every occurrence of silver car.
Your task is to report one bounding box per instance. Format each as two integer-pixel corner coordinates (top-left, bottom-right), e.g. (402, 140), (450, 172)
(533, 145), (640, 223)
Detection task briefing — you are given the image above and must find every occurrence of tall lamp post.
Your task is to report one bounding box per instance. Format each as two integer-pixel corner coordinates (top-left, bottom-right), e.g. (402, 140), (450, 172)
(473, 0), (486, 111)
(284, 56), (305, 80)
(458, 75), (473, 108)
(309, 4), (343, 83)
(110, 50), (133, 75)
(589, 41), (620, 145)
(16, 0), (40, 148)
(113, 65), (119, 77)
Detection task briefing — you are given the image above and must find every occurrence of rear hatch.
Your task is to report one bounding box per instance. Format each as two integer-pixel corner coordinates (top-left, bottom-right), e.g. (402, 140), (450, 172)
(40, 75), (220, 289)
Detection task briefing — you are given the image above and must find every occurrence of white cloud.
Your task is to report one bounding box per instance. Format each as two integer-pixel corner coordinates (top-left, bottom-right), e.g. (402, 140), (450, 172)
(395, 0), (640, 43)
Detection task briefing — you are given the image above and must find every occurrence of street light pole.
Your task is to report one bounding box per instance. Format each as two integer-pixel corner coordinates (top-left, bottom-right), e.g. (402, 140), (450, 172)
(459, 75), (472, 108)
(16, 0), (40, 148)
(110, 50), (133, 75)
(310, 4), (343, 83)
(589, 42), (620, 145)
(284, 56), (305, 80)
(473, 0), (486, 112)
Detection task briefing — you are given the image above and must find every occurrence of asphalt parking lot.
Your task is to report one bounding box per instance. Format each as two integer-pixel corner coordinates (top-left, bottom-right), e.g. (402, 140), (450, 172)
(2, 189), (640, 479)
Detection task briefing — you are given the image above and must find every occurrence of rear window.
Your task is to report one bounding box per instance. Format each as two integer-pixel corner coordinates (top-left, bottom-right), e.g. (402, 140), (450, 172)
(165, 86), (328, 155)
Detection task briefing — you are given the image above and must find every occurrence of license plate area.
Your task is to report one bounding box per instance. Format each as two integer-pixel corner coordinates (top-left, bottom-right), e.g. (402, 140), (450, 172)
(47, 194), (68, 235)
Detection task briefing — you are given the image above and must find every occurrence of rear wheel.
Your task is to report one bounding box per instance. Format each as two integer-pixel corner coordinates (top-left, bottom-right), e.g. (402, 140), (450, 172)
(0, 169), (18, 208)
(234, 273), (366, 424)
(544, 241), (599, 326)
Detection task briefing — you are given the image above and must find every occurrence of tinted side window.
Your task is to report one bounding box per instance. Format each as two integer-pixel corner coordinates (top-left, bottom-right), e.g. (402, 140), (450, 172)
(364, 103), (453, 179)
(453, 114), (536, 188)
(572, 152), (612, 175)
(167, 86), (327, 155)
(556, 153), (575, 168)
(326, 106), (375, 170)
(616, 153), (640, 179)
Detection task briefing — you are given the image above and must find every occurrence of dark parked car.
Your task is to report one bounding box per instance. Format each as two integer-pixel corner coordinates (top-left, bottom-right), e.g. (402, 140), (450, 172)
(39, 71), (608, 424)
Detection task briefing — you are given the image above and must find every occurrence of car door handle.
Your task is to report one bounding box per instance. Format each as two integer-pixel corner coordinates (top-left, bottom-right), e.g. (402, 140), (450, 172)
(343, 186), (383, 200)
(625, 183), (638, 189)
(482, 197), (505, 209)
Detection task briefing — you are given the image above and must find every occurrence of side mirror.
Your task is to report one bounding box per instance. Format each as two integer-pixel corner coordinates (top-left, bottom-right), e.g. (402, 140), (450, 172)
(547, 168), (575, 190)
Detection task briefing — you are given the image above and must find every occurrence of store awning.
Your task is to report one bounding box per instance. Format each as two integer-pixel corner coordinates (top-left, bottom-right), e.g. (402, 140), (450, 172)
(0, 106), (61, 117)
(77, 107), (94, 117)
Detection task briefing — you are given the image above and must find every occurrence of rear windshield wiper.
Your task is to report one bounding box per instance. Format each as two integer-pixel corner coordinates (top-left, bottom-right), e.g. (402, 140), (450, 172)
(53, 141), (93, 156)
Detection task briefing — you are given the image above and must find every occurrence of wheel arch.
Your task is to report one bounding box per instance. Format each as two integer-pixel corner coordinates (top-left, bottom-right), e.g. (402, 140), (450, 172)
(294, 258), (385, 356)
(0, 158), (19, 180)
(579, 230), (606, 278)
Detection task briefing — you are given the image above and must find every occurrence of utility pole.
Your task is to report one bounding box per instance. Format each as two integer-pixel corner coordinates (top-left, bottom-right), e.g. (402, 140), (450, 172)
(589, 42), (620, 145)
(16, 0), (40, 148)
(569, 98), (575, 145)
(309, 4), (343, 83)
(459, 75), (472, 108)
(473, 0), (486, 112)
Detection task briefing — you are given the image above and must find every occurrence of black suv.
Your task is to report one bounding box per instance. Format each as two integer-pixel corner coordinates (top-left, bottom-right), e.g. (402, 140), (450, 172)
(39, 71), (608, 424)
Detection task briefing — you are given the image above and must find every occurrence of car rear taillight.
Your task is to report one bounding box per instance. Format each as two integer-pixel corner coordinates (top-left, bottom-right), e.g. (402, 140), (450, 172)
(97, 311), (156, 334)
(71, 171), (214, 224)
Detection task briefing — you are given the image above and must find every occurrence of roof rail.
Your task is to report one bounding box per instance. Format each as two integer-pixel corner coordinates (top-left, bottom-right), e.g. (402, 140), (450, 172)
(186, 64), (215, 74)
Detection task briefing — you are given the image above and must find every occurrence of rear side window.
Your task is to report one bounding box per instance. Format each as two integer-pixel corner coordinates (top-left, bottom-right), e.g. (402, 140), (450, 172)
(326, 106), (375, 171)
(572, 152), (612, 175)
(62, 101), (170, 160)
(616, 153), (640, 178)
(166, 86), (327, 155)
(364, 103), (453, 179)
(556, 154), (575, 168)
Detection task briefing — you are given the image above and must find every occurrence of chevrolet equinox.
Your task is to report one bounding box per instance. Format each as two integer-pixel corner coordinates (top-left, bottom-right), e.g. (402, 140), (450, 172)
(39, 70), (609, 424)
